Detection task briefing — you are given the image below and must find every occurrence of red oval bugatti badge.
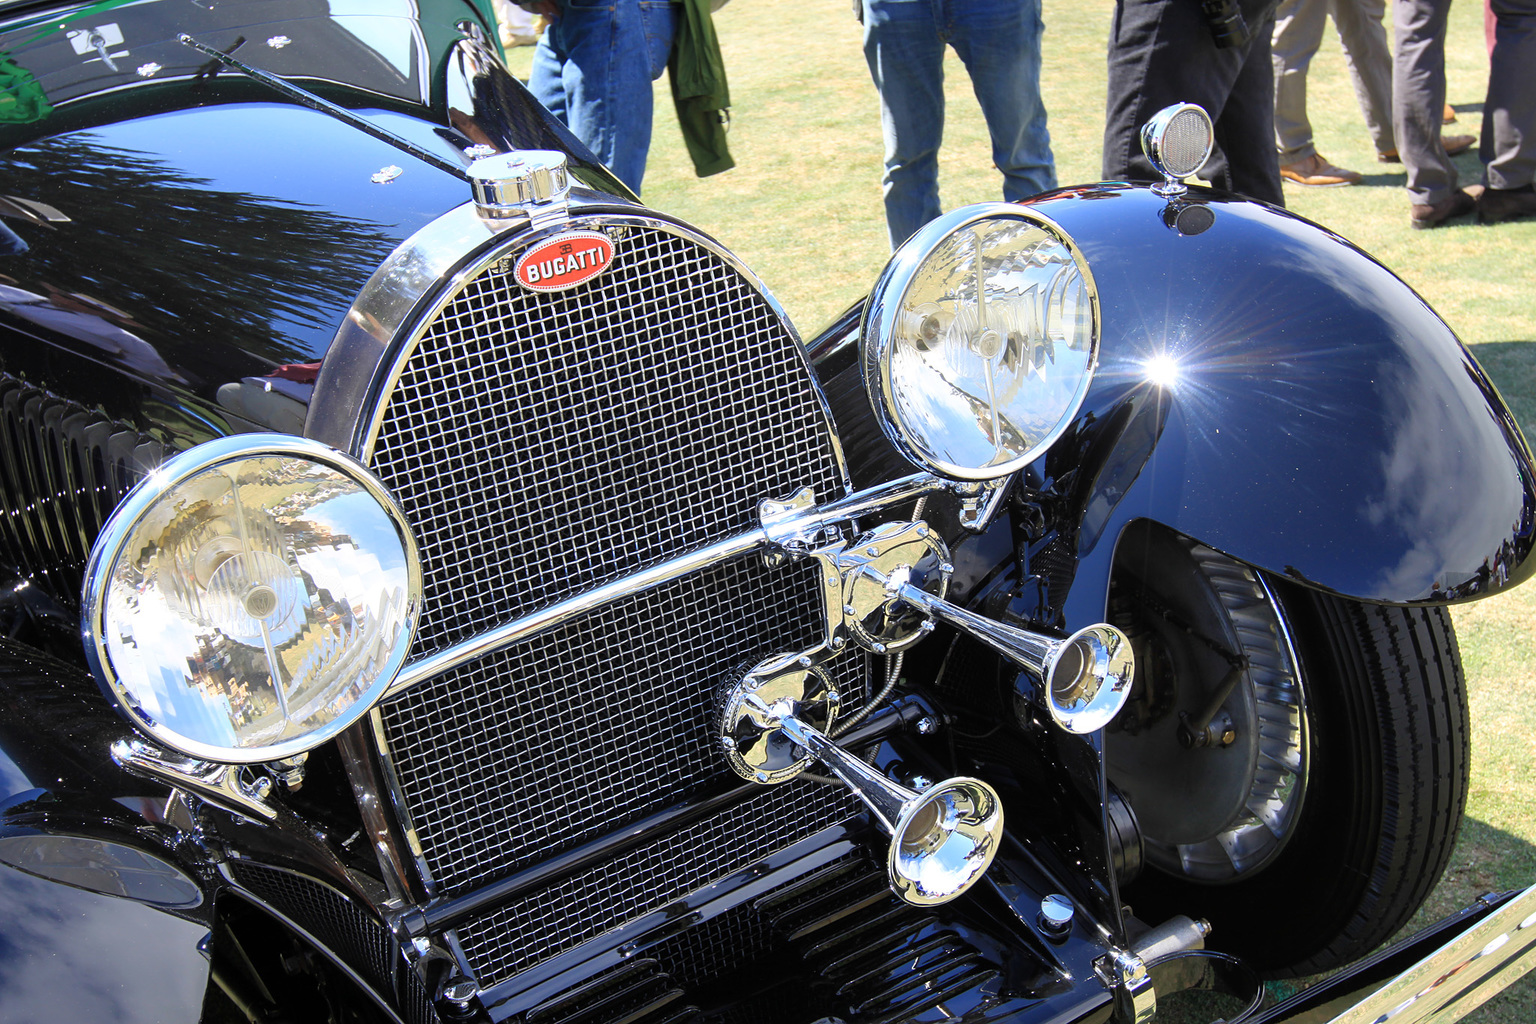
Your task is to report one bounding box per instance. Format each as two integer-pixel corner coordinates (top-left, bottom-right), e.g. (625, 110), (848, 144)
(514, 231), (615, 292)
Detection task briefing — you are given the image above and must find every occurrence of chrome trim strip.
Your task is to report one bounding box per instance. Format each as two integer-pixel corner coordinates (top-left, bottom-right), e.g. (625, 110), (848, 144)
(307, 201), (525, 451)
(307, 200), (847, 495)
(367, 708), (441, 896)
(382, 472), (947, 700)
(1327, 883), (1536, 1024)
(335, 724), (428, 906)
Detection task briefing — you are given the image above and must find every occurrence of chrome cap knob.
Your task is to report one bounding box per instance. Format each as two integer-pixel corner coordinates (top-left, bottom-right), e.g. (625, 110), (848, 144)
(468, 150), (570, 215)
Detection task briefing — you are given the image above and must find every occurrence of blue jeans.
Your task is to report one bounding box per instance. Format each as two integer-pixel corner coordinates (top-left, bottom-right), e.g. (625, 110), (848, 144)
(529, 0), (677, 194)
(862, 0), (1056, 248)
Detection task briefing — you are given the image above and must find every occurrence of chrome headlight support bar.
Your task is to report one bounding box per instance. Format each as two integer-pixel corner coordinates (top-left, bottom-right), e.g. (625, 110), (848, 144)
(383, 472), (949, 699)
(385, 470), (1134, 731)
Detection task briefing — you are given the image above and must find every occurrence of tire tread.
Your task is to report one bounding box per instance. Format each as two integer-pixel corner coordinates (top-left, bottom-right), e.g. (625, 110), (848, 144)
(1290, 596), (1468, 974)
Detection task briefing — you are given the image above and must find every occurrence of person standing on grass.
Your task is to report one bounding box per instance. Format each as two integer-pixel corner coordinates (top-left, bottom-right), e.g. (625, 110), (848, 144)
(1392, 0), (1481, 227)
(859, 0), (1057, 250)
(524, 0), (678, 195)
(1103, 0), (1285, 207)
(1474, 0), (1536, 224)
(1271, 0), (1474, 188)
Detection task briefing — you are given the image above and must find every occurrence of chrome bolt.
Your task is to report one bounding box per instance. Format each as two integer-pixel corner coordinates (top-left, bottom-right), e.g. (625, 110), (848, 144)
(909, 773), (934, 791)
(1039, 893), (1074, 940)
(915, 715), (939, 735)
(721, 736), (736, 751)
(940, 562), (955, 574)
(798, 655), (812, 668)
(916, 524), (929, 538)
(825, 690), (840, 703)
(241, 773), (274, 800)
(441, 979), (478, 1008)
(831, 637), (847, 651)
(867, 546), (880, 556)
(872, 641), (887, 654)
(920, 619), (937, 632)
(826, 576), (839, 587)
(754, 770), (771, 783)
(843, 603), (857, 616)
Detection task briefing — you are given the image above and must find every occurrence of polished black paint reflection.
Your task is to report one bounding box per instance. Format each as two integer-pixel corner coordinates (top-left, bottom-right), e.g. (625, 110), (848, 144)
(1012, 185), (1536, 623)
(0, 105), (456, 407)
(0, 0), (628, 447)
(0, 634), (219, 1021)
(0, 636), (143, 805)
(0, 860), (210, 1023)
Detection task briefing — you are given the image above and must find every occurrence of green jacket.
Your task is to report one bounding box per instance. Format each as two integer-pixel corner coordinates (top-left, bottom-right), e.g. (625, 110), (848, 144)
(668, 0), (734, 177)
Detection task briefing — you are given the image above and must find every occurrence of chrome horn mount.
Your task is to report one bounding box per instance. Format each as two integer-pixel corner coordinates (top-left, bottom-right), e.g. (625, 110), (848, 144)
(831, 522), (1136, 734)
(719, 509), (1137, 906)
(719, 656), (1003, 907)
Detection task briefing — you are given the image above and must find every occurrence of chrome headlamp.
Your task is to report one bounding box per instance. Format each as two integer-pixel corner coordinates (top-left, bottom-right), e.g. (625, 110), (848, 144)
(82, 434), (421, 764)
(861, 204), (1100, 481)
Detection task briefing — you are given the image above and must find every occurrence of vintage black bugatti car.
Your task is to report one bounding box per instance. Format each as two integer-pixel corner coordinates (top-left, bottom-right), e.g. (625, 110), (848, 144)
(0, 2), (1532, 1023)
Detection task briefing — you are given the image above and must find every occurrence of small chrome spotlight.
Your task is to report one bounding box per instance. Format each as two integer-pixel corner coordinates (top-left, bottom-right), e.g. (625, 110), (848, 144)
(1141, 103), (1215, 197)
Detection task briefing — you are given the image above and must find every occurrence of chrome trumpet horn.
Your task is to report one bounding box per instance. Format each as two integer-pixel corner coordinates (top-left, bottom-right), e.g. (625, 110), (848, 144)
(720, 659), (1002, 907)
(837, 522), (1135, 734)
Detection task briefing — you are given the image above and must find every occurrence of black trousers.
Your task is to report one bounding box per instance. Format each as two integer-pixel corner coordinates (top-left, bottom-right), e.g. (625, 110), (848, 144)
(1102, 0), (1285, 207)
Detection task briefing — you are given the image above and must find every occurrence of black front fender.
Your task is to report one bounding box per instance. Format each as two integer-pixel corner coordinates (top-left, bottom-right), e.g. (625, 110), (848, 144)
(0, 857), (211, 1023)
(1019, 185), (1534, 622)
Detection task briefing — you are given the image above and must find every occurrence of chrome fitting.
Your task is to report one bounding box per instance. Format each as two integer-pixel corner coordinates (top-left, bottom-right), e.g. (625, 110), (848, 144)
(468, 150), (570, 222)
(1039, 894), (1075, 941)
(1096, 947), (1157, 1024)
(112, 738), (277, 822)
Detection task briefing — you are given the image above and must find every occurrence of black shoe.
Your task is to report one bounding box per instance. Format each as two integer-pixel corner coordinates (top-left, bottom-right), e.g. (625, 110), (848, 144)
(1411, 189), (1476, 229)
(1479, 185), (1536, 224)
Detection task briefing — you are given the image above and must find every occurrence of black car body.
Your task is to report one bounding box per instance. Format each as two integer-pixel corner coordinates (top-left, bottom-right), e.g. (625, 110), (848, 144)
(1, 3), (1534, 1023)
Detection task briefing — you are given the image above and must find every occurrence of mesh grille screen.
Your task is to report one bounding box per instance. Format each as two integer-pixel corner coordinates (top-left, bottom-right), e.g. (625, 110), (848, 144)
(229, 862), (394, 994)
(456, 782), (859, 986)
(368, 222), (845, 655)
(367, 217), (868, 989)
(379, 558), (868, 896)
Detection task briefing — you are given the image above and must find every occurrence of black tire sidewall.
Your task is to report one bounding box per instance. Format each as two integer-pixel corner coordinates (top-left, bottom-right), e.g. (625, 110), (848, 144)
(1121, 580), (1467, 976)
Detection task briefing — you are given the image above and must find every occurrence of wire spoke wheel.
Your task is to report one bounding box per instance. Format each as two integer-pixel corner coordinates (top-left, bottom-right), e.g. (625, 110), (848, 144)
(1107, 524), (1468, 975)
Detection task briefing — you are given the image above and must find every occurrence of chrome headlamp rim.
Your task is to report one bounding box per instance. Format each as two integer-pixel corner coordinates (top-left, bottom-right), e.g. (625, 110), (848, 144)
(860, 202), (1102, 483)
(82, 432), (423, 764)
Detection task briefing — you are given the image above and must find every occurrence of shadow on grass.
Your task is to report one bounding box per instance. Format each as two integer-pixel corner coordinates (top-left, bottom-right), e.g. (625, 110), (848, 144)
(1468, 341), (1536, 440)
(1260, 818), (1536, 1023)
(1156, 818), (1536, 1023)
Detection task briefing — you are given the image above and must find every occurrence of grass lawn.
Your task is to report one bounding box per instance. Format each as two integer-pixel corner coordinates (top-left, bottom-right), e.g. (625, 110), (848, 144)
(512, 2), (1534, 1017)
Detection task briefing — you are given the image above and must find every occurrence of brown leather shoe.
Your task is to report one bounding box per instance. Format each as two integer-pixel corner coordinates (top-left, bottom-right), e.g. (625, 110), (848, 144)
(1478, 185), (1536, 224)
(1411, 189), (1477, 229)
(1280, 153), (1363, 186)
(1378, 135), (1476, 163)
